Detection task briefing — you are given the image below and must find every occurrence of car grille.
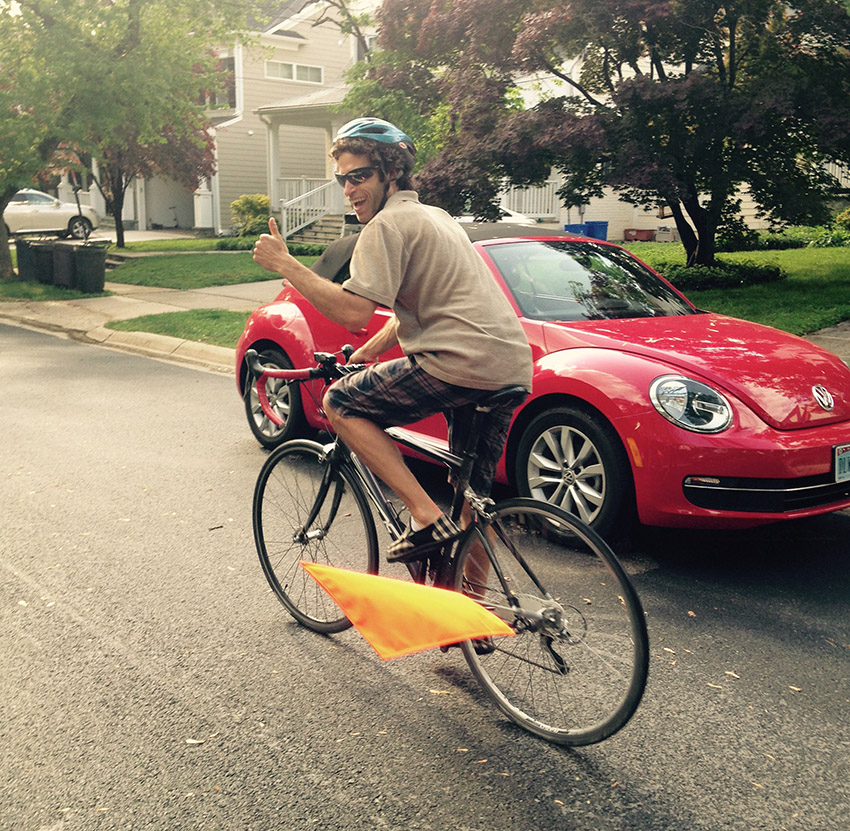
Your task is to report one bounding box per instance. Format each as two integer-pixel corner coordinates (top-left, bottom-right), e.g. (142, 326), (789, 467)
(683, 473), (850, 513)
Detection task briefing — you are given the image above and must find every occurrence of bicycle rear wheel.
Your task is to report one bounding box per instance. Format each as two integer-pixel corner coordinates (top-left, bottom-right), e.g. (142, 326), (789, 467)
(253, 439), (378, 633)
(454, 498), (648, 745)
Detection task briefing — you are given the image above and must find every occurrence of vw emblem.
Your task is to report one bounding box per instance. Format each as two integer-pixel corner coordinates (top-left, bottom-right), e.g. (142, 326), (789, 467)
(812, 385), (835, 411)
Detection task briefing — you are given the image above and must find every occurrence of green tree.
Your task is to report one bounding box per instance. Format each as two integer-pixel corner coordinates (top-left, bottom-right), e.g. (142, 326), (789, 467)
(0, 0), (261, 278)
(352, 0), (850, 265)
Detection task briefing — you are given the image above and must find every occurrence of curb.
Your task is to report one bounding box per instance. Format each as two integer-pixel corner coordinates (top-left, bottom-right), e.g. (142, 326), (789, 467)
(85, 326), (236, 374)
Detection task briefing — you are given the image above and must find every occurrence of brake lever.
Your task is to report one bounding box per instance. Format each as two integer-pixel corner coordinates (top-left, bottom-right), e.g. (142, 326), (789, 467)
(245, 348), (265, 376)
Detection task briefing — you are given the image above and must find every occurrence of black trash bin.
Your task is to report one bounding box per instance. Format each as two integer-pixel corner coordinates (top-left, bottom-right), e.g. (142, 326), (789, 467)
(30, 241), (55, 284)
(52, 241), (76, 288)
(74, 243), (108, 293)
(14, 239), (37, 282)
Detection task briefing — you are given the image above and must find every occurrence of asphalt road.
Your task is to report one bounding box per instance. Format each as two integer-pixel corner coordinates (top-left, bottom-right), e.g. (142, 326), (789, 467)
(1, 324), (848, 831)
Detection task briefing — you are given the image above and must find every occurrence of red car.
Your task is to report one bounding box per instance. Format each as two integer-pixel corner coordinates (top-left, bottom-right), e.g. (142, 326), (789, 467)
(236, 227), (850, 538)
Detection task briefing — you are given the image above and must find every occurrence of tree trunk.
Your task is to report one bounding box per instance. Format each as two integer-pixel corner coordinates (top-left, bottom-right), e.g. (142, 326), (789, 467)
(680, 191), (717, 266)
(0, 189), (17, 281)
(112, 200), (126, 248)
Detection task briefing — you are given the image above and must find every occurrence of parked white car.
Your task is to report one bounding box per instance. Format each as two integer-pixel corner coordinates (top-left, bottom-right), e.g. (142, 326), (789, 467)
(4, 189), (100, 239)
(456, 207), (536, 225)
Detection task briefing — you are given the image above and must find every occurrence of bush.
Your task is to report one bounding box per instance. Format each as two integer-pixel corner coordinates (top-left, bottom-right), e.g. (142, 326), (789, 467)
(807, 227), (850, 248)
(659, 260), (787, 292)
(832, 207), (850, 232)
(715, 215), (760, 252)
(230, 194), (271, 236)
(214, 235), (326, 256)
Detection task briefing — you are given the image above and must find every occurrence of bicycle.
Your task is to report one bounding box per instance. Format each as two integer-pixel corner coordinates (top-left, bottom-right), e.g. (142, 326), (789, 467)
(247, 347), (649, 746)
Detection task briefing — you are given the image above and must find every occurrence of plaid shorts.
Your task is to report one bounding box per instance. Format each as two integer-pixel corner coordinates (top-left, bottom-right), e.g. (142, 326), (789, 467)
(325, 356), (517, 495)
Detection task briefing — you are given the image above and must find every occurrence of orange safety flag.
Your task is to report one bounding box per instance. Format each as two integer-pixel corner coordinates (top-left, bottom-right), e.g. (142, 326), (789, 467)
(301, 561), (515, 660)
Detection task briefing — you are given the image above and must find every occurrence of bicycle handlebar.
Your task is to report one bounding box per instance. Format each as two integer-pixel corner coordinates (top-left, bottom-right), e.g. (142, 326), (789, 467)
(246, 347), (365, 427)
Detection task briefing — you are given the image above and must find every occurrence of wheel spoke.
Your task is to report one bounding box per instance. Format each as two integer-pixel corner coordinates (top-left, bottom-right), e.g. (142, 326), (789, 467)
(254, 440), (378, 633)
(457, 500), (648, 746)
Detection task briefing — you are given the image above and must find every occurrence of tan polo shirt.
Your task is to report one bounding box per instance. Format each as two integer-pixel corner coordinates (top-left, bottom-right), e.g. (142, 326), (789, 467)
(342, 191), (533, 391)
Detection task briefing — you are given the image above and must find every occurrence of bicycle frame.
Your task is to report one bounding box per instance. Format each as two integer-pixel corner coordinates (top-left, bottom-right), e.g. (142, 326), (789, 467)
(246, 348), (524, 595)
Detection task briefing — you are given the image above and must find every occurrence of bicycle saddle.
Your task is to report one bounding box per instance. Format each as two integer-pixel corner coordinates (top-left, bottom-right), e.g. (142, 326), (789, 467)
(475, 385), (528, 412)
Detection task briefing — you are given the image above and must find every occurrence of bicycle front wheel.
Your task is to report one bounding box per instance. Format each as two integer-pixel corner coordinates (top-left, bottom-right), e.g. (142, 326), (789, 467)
(455, 498), (648, 746)
(253, 439), (378, 633)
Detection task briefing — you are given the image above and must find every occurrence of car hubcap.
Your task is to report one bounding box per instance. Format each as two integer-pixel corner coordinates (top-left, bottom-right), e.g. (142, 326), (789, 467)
(526, 425), (606, 524)
(250, 377), (288, 437)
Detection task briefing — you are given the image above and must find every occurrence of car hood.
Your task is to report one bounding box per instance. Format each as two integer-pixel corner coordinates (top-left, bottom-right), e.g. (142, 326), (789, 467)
(542, 313), (850, 430)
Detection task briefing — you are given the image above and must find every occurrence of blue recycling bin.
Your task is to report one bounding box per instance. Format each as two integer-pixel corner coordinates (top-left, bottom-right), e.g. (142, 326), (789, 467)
(563, 223), (587, 235)
(584, 220), (609, 241)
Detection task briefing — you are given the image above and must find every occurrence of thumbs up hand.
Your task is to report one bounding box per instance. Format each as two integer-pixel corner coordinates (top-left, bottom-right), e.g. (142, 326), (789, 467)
(253, 217), (293, 278)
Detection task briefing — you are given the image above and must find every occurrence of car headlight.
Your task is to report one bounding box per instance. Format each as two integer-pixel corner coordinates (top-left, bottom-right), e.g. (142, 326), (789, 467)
(649, 375), (733, 433)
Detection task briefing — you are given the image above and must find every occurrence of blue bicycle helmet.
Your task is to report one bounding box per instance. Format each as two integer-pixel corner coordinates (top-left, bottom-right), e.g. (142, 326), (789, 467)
(334, 118), (416, 157)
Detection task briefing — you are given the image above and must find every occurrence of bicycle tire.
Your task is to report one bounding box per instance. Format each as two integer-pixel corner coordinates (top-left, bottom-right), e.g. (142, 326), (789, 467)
(253, 439), (379, 633)
(454, 498), (648, 746)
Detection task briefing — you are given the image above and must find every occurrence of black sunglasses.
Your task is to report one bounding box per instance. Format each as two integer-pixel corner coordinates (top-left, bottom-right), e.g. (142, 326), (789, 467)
(334, 166), (379, 187)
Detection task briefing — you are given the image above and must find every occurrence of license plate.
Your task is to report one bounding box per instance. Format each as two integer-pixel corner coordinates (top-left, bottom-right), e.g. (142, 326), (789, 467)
(836, 443), (850, 483)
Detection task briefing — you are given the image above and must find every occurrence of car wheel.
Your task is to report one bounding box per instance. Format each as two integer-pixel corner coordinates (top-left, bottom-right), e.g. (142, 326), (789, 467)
(67, 217), (93, 239)
(514, 405), (633, 538)
(243, 347), (307, 449)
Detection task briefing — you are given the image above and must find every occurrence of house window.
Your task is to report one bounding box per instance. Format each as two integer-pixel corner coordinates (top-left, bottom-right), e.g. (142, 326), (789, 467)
(201, 56), (237, 110)
(265, 60), (323, 84)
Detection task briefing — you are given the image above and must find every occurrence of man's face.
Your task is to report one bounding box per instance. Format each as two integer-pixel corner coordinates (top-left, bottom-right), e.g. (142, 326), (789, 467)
(335, 151), (395, 224)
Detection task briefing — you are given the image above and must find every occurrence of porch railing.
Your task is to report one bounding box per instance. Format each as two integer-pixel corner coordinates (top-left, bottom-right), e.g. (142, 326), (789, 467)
(278, 178), (345, 239)
(500, 179), (560, 219)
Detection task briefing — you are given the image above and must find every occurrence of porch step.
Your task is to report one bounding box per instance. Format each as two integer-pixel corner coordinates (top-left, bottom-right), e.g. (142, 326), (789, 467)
(287, 215), (345, 246)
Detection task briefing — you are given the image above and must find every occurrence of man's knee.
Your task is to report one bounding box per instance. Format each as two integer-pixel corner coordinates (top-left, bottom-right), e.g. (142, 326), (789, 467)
(323, 390), (343, 426)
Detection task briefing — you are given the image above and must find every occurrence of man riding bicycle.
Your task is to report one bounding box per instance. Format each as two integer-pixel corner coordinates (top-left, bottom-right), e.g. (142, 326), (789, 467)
(252, 117), (532, 562)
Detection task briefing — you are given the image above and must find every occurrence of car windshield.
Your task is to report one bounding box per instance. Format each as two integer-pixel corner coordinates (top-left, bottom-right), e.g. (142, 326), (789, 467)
(486, 240), (696, 321)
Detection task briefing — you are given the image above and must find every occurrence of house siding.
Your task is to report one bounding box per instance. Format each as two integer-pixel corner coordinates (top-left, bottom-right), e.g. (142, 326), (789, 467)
(210, 4), (358, 232)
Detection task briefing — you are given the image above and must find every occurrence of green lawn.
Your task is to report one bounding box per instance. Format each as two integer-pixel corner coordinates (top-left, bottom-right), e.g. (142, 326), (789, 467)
(106, 252), (318, 290)
(107, 309), (252, 348)
(625, 243), (850, 335)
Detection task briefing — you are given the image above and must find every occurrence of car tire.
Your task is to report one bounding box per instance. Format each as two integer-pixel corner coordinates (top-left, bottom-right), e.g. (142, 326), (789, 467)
(243, 347), (307, 449)
(67, 217), (93, 239)
(514, 405), (633, 539)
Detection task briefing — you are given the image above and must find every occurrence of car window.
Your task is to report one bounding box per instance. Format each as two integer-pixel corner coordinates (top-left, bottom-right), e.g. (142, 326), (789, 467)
(487, 240), (696, 321)
(27, 192), (56, 205)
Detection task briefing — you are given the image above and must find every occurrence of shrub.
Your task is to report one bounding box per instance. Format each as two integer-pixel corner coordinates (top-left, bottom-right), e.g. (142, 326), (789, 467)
(659, 260), (787, 292)
(214, 235), (326, 256)
(715, 214), (760, 252)
(230, 194), (271, 236)
(833, 207), (850, 232)
(807, 226), (850, 248)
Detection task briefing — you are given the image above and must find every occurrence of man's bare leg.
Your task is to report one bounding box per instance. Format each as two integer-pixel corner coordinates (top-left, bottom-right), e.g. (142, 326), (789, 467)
(325, 406), (443, 528)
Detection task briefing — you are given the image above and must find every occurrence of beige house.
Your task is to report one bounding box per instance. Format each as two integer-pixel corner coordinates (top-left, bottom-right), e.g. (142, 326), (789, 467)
(197, 1), (363, 235)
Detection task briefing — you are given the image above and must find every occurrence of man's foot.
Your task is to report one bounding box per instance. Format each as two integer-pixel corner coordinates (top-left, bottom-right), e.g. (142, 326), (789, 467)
(472, 636), (496, 655)
(386, 514), (462, 563)
(439, 637), (496, 655)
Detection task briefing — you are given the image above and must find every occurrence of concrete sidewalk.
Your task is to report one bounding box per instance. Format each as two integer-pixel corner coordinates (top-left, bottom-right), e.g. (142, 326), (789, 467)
(0, 278), (285, 374)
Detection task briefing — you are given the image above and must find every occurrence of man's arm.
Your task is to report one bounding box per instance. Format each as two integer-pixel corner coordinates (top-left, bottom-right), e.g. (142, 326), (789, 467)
(253, 218), (377, 332)
(349, 315), (400, 363)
